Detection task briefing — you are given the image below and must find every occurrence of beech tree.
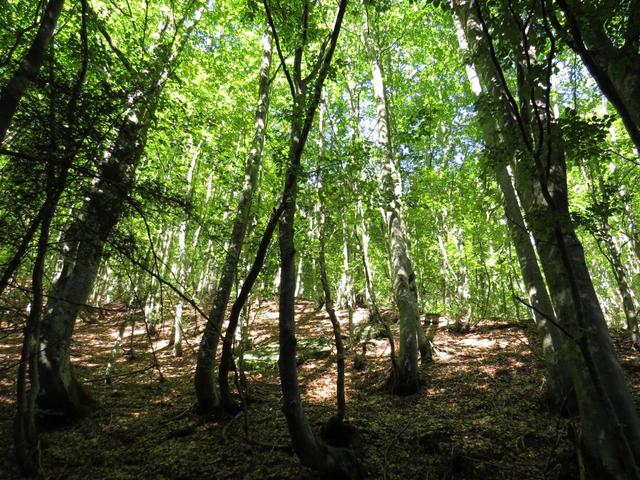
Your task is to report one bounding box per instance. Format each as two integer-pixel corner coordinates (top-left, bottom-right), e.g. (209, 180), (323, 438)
(195, 30), (273, 413)
(361, 0), (431, 394)
(264, 0), (357, 475)
(37, 2), (204, 416)
(452, 1), (574, 413)
(550, 0), (640, 152)
(452, 0), (640, 476)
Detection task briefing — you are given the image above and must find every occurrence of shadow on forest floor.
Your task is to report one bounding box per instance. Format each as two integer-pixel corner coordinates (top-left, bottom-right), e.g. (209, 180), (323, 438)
(1, 300), (639, 479)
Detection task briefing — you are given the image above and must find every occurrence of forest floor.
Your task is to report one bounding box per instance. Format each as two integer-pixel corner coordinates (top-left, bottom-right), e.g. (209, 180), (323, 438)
(1, 300), (639, 480)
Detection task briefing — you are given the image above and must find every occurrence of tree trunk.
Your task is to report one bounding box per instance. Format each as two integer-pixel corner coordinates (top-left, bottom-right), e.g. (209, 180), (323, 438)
(453, 10), (574, 408)
(171, 142), (200, 357)
(0, 0), (65, 146)
(495, 163), (575, 412)
(452, 0), (640, 476)
(36, 8), (199, 410)
(318, 194), (347, 424)
(218, 201), (284, 412)
(104, 320), (127, 384)
(554, 0), (640, 152)
(337, 207), (353, 310)
(599, 222), (640, 349)
(38, 103), (149, 414)
(195, 32), (272, 413)
(13, 168), (57, 477)
(264, 0), (356, 476)
(362, 3), (429, 393)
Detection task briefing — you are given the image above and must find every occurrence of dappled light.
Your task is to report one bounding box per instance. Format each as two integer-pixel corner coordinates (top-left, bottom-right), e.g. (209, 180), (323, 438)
(4, 300), (629, 478)
(2, 0), (640, 478)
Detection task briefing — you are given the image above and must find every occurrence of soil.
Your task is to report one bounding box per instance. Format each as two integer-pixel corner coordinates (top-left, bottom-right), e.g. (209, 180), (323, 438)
(1, 300), (639, 479)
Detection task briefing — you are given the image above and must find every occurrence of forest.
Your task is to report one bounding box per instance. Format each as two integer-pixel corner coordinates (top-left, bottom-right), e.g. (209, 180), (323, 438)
(1, 0), (640, 478)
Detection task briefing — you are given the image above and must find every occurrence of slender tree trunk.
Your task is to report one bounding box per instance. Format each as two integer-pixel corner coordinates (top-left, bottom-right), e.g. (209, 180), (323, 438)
(195, 32), (272, 413)
(0, 205), (47, 298)
(13, 157), (60, 476)
(316, 98), (347, 424)
(348, 83), (397, 372)
(498, 164), (577, 405)
(0, 0), (65, 146)
(264, 0), (356, 475)
(171, 142), (200, 356)
(218, 201), (284, 412)
(347, 83), (383, 325)
(599, 222), (640, 349)
(353, 198), (398, 371)
(356, 199), (379, 319)
(453, 10), (574, 408)
(277, 93), (327, 469)
(37, 94), (152, 414)
(452, 225), (472, 324)
(318, 195), (346, 423)
(363, 4), (429, 393)
(104, 320), (127, 385)
(337, 207), (353, 310)
(295, 254), (304, 298)
(437, 232), (452, 313)
(35, 5), (202, 410)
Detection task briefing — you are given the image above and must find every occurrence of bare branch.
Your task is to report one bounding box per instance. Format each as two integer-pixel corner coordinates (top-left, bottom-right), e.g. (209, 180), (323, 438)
(263, 0), (296, 97)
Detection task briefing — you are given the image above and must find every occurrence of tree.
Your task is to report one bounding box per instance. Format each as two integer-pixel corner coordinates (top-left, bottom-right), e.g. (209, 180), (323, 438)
(37, 5), (204, 415)
(550, 0), (640, 152)
(453, 0), (640, 476)
(195, 30), (273, 413)
(452, 4), (574, 414)
(564, 111), (640, 350)
(0, 0), (65, 146)
(361, 0), (431, 394)
(264, 0), (358, 475)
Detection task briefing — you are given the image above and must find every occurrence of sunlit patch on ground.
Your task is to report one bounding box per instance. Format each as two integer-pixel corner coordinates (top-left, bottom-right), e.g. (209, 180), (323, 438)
(0, 301), (638, 479)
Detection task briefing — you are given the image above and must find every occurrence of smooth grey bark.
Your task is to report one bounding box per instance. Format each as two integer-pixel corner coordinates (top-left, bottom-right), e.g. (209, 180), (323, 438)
(517, 154), (640, 478)
(354, 196), (398, 369)
(346, 82), (382, 322)
(37, 96), (152, 415)
(356, 199), (380, 320)
(0, 0), (65, 146)
(553, 0), (640, 152)
(104, 320), (127, 384)
(337, 207), (353, 310)
(437, 230), (453, 313)
(452, 0), (640, 477)
(195, 32), (272, 413)
(362, 3), (430, 394)
(316, 101), (347, 425)
(346, 82), (396, 368)
(37, 9), (203, 415)
(453, 10), (573, 409)
(494, 163), (575, 412)
(171, 142), (200, 357)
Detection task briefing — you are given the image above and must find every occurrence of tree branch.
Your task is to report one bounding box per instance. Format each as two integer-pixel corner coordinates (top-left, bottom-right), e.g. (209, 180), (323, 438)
(263, 0), (296, 97)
